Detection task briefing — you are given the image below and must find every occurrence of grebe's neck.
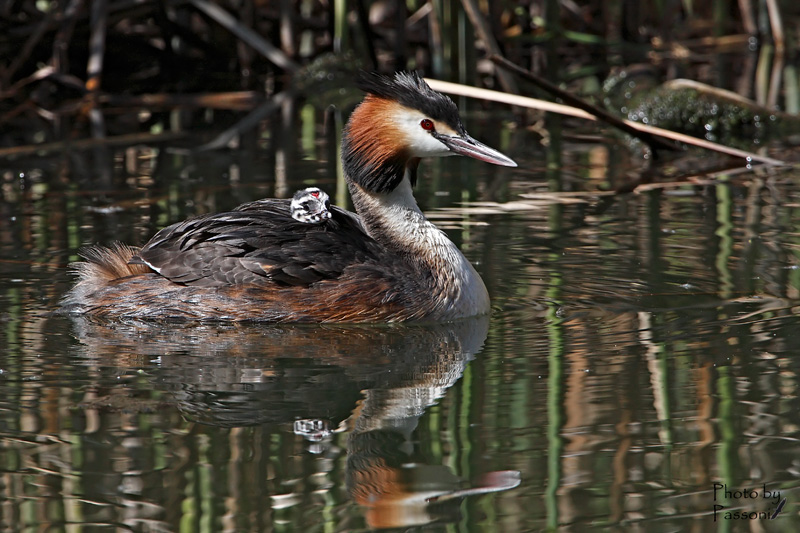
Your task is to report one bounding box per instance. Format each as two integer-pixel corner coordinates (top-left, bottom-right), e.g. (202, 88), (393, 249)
(340, 95), (490, 319)
(347, 171), (490, 319)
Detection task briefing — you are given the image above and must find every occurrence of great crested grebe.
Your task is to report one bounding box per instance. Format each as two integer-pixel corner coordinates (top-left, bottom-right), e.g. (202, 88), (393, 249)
(290, 187), (332, 224)
(62, 71), (517, 322)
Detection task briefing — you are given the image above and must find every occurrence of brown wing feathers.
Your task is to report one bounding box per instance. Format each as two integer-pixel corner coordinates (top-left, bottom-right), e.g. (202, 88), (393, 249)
(62, 200), (428, 322)
(134, 199), (383, 289)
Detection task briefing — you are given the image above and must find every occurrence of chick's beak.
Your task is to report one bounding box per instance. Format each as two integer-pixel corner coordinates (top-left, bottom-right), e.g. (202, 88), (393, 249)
(435, 133), (517, 167)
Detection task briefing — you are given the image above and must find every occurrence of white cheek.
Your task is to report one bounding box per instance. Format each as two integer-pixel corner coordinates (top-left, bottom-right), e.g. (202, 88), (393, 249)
(393, 112), (453, 158)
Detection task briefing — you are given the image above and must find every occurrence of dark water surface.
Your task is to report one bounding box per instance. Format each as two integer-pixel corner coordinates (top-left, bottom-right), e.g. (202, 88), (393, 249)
(2, 104), (800, 531)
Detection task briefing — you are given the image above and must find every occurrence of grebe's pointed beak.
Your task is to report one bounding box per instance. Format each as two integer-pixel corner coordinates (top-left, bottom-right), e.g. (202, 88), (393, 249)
(435, 133), (517, 167)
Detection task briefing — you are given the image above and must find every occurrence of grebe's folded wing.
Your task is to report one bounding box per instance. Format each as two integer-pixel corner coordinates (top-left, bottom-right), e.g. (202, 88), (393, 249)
(134, 200), (380, 288)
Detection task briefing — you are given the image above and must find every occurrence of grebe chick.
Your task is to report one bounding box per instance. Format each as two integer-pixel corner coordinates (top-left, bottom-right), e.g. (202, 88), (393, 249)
(62, 71), (517, 323)
(290, 187), (332, 224)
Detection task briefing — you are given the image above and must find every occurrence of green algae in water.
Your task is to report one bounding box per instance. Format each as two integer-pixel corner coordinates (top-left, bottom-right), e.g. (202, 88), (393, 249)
(629, 86), (777, 146)
(605, 74), (800, 149)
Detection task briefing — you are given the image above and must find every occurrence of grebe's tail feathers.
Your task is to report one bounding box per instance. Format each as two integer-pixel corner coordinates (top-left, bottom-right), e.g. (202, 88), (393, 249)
(61, 243), (152, 310)
(78, 243), (151, 281)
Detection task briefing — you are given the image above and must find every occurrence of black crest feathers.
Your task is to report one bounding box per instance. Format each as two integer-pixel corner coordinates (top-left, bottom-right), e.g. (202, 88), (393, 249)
(356, 71), (465, 135)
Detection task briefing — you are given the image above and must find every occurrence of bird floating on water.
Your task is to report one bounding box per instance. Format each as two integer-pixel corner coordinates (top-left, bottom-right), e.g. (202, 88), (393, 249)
(62, 71), (517, 322)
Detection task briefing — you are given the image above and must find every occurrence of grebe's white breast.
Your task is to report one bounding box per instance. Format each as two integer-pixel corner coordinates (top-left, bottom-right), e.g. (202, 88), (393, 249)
(352, 175), (490, 320)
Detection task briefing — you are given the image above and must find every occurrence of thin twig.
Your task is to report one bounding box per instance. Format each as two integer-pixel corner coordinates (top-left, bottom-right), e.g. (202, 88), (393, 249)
(0, 132), (187, 159)
(424, 77), (787, 167)
(491, 54), (680, 153)
(3, 6), (58, 87)
(767, 50), (784, 109)
(86, 0), (107, 92)
(279, 0), (296, 58)
(87, 0), (108, 141)
(195, 92), (287, 152)
(633, 163), (773, 193)
(189, 0), (299, 72)
(425, 77), (596, 117)
(355, 0), (378, 69)
(52, 0), (84, 76)
(737, 0), (758, 35)
(459, 0), (517, 93)
(765, 0), (785, 54)
(0, 66), (56, 100)
(99, 91), (262, 111)
(427, 0), (444, 77)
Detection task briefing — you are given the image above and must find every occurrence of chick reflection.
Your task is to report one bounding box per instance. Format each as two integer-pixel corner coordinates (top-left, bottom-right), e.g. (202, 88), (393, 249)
(69, 315), (519, 528)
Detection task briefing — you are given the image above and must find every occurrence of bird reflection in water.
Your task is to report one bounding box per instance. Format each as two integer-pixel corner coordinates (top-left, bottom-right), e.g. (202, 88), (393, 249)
(69, 315), (520, 529)
(345, 392), (520, 529)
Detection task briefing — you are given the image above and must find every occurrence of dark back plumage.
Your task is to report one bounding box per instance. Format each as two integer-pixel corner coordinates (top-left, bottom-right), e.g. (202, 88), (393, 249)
(133, 199), (387, 288)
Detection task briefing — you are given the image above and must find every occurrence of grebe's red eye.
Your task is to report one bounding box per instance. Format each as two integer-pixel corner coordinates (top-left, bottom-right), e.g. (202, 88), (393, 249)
(420, 119), (434, 131)
(311, 191), (320, 198)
